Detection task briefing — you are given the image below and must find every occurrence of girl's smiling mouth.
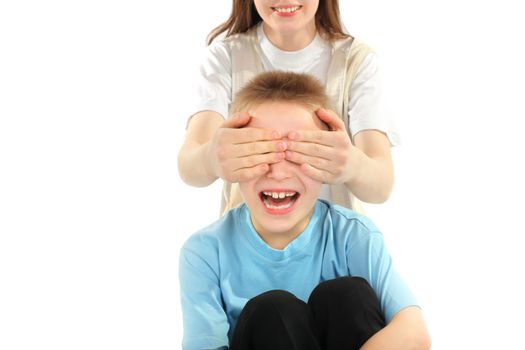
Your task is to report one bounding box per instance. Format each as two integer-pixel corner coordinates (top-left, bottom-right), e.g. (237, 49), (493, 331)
(271, 5), (302, 16)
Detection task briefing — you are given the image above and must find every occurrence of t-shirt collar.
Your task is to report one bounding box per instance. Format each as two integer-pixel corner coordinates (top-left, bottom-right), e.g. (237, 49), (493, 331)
(256, 23), (325, 71)
(239, 200), (323, 261)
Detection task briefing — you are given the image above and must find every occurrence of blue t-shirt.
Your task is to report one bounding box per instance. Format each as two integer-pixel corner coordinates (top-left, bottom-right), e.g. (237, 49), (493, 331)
(179, 200), (417, 350)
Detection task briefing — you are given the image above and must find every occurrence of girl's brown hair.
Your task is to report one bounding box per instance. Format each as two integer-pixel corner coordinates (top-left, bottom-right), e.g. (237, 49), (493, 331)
(230, 71), (329, 114)
(207, 0), (349, 45)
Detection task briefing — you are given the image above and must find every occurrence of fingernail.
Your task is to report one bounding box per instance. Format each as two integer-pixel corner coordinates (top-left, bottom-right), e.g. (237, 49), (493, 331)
(272, 131), (281, 139)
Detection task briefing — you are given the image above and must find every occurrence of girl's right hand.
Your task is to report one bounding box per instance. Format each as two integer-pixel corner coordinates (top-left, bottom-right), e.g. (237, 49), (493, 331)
(206, 112), (287, 183)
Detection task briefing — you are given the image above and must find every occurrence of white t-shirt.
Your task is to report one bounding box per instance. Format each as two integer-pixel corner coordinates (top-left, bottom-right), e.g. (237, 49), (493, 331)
(192, 24), (400, 146)
(191, 24), (400, 200)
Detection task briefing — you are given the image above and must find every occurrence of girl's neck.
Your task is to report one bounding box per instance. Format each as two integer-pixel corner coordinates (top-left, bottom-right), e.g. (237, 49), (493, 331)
(262, 23), (317, 52)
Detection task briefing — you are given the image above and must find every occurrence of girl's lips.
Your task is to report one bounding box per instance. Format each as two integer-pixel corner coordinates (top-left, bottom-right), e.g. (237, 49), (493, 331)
(271, 5), (302, 17)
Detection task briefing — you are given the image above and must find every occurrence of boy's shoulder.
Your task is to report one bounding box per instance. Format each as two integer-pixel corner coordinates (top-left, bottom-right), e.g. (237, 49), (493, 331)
(319, 200), (382, 236)
(181, 205), (245, 252)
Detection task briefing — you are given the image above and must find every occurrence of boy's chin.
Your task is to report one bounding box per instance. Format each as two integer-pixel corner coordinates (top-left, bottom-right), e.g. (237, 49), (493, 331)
(261, 220), (298, 233)
(258, 210), (312, 235)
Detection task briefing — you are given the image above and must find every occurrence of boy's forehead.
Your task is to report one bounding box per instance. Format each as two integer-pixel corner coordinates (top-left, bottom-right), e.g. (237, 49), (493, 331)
(248, 101), (324, 132)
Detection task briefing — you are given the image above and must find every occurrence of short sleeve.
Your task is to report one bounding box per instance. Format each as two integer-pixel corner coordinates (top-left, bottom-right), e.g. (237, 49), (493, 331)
(179, 240), (230, 349)
(347, 53), (401, 146)
(346, 229), (417, 323)
(189, 40), (232, 122)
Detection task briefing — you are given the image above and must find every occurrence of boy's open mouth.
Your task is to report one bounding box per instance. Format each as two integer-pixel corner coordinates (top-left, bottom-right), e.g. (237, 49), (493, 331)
(259, 190), (300, 212)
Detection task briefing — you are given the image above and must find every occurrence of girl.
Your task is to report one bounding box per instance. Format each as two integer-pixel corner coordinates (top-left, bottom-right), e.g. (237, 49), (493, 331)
(178, 0), (397, 214)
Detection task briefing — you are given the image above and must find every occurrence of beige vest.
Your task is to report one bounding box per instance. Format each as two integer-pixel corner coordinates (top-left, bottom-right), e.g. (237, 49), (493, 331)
(221, 29), (373, 216)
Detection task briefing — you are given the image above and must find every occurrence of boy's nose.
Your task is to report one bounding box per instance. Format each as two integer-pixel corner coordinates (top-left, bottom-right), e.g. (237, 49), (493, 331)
(266, 160), (293, 180)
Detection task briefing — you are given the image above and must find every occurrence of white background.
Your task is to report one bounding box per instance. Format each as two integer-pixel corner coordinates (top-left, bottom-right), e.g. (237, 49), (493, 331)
(1, 1), (525, 349)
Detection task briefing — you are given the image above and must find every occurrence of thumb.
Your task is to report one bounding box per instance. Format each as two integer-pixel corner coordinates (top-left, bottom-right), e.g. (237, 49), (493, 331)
(315, 108), (345, 131)
(222, 112), (252, 129)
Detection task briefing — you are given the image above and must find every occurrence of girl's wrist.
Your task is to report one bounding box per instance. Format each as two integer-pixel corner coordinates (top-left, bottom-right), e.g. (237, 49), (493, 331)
(344, 146), (365, 188)
(202, 142), (219, 182)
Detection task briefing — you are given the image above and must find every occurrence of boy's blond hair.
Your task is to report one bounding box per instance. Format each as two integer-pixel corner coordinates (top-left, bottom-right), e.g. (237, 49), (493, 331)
(230, 71), (330, 115)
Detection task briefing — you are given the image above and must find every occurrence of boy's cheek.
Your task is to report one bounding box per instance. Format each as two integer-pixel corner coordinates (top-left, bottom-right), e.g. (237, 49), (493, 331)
(303, 182), (323, 203)
(302, 176), (322, 192)
(238, 183), (257, 204)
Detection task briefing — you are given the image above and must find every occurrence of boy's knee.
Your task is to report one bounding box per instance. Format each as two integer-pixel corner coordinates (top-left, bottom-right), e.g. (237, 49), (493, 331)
(239, 290), (312, 330)
(308, 277), (377, 310)
(235, 290), (319, 349)
(244, 290), (301, 315)
(308, 277), (386, 347)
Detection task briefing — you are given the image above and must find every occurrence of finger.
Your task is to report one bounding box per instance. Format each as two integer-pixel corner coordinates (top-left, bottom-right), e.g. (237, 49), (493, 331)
(230, 140), (287, 158)
(285, 140), (331, 159)
(300, 163), (332, 183)
(286, 129), (336, 146)
(223, 127), (282, 145)
(230, 151), (285, 172)
(231, 163), (270, 182)
(222, 111), (252, 129)
(285, 150), (333, 173)
(315, 108), (346, 132)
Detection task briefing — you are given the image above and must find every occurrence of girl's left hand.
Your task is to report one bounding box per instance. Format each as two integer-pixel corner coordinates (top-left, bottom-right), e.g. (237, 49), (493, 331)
(284, 108), (360, 184)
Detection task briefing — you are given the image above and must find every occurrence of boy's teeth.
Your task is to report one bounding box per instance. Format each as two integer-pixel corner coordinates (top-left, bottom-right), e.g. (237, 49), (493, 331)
(262, 197), (295, 210)
(266, 202), (294, 209)
(263, 191), (296, 198)
(261, 191), (298, 210)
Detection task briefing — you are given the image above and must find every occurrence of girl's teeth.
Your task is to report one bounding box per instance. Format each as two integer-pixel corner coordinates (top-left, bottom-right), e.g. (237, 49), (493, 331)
(275, 6), (300, 13)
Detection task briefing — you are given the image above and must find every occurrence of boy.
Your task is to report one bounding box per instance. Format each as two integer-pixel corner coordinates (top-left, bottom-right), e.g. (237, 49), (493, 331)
(179, 72), (430, 350)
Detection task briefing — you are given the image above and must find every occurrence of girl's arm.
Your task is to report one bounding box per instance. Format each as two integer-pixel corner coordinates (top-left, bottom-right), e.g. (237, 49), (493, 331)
(359, 306), (431, 350)
(177, 111), (285, 187)
(284, 108), (393, 203)
(348, 128), (394, 203)
(178, 111), (224, 187)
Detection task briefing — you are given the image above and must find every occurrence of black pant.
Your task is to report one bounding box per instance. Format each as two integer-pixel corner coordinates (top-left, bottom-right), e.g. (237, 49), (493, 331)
(230, 277), (386, 350)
